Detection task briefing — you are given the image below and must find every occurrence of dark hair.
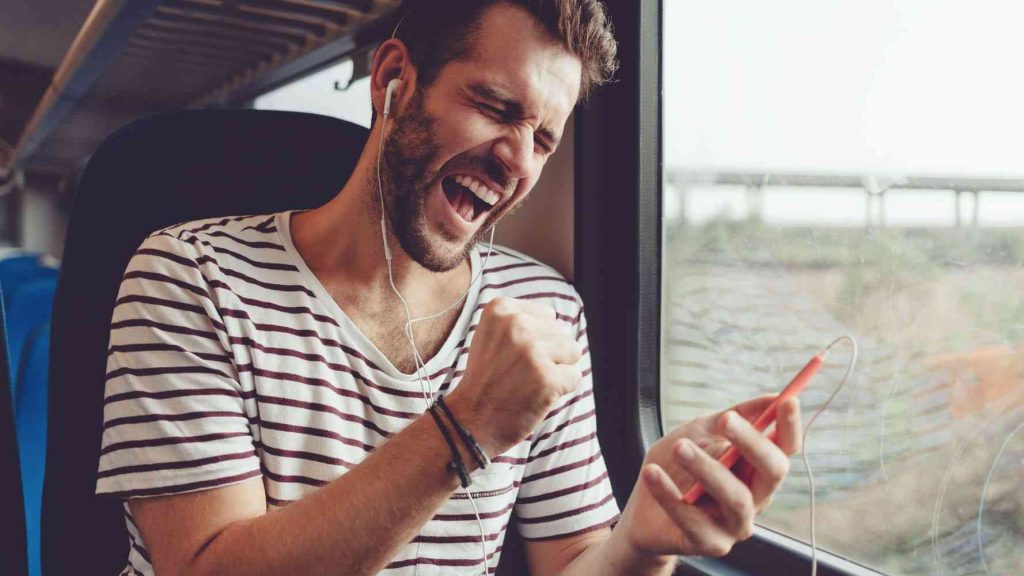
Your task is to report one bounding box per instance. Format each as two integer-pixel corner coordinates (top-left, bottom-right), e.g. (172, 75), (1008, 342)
(390, 0), (618, 101)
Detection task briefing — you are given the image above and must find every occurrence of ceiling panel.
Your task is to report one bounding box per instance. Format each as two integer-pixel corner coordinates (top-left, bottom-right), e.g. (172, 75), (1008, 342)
(6, 0), (399, 175)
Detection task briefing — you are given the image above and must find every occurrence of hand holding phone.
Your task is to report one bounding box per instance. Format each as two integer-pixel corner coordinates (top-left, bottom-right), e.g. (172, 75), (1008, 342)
(682, 353), (824, 504)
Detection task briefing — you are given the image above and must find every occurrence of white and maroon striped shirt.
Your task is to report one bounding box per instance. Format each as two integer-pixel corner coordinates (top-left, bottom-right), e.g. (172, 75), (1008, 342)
(96, 212), (619, 575)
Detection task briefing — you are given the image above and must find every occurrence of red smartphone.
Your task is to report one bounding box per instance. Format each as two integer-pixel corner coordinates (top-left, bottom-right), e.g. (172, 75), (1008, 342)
(681, 353), (824, 505)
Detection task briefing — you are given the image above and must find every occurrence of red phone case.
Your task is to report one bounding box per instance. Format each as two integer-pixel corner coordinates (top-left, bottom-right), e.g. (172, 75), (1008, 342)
(681, 354), (823, 505)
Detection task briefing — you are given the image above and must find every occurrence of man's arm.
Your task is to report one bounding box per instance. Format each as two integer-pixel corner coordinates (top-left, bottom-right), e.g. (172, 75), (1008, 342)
(130, 409), (479, 576)
(127, 296), (582, 576)
(522, 396), (803, 576)
(525, 528), (674, 576)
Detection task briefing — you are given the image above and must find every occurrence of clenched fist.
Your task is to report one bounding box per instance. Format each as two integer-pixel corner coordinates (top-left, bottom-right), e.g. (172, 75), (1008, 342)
(445, 297), (583, 458)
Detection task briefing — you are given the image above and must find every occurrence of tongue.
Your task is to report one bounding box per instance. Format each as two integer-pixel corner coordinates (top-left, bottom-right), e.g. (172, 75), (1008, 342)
(456, 189), (476, 222)
(444, 178), (478, 222)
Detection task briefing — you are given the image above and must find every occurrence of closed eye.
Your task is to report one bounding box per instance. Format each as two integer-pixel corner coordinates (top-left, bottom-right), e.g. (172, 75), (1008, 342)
(477, 100), (554, 154)
(478, 103), (507, 120)
(535, 137), (553, 155)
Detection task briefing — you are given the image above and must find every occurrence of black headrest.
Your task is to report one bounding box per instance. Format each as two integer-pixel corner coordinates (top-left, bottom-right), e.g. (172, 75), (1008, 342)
(43, 109), (368, 574)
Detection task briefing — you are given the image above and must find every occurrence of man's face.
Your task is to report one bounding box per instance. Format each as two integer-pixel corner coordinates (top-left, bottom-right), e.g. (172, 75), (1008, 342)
(380, 3), (582, 273)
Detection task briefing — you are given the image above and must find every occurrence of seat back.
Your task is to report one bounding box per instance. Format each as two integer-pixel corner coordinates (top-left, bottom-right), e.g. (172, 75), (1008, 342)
(44, 110), (368, 574)
(6, 275), (58, 395)
(0, 256), (47, 306)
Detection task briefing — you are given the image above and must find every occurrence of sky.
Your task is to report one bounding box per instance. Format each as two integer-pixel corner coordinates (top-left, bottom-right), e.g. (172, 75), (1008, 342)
(664, 0), (1024, 176)
(664, 0), (1024, 227)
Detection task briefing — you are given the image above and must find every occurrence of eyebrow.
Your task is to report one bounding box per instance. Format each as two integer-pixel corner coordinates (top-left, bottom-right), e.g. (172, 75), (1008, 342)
(468, 83), (560, 148)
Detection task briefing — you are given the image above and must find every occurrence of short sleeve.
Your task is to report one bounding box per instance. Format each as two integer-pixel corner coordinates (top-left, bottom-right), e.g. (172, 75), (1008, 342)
(513, 307), (621, 540)
(96, 233), (262, 498)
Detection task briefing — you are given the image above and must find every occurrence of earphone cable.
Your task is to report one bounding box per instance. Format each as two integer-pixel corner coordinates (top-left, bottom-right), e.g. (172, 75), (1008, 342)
(802, 335), (858, 576)
(377, 101), (491, 575)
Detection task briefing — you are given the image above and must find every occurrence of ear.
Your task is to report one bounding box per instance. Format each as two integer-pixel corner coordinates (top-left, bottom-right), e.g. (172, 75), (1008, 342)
(371, 38), (416, 118)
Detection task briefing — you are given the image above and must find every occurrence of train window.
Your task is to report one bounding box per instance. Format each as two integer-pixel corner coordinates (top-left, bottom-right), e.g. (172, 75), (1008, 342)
(660, 1), (1024, 575)
(254, 58), (372, 127)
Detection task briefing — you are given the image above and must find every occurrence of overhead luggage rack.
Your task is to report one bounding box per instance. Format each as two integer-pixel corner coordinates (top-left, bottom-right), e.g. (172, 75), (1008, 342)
(8, 0), (399, 175)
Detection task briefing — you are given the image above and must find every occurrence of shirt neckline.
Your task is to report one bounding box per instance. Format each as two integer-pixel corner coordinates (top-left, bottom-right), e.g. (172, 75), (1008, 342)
(276, 210), (482, 383)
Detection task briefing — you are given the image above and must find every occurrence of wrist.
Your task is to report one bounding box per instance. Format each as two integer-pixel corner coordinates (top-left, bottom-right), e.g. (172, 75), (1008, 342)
(436, 396), (491, 470)
(607, 512), (676, 573)
(442, 392), (498, 460)
(425, 405), (476, 489)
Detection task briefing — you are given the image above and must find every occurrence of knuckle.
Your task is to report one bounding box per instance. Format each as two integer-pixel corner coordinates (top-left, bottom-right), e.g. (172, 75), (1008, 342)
(526, 344), (548, 367)
(508, 317), (531, 345)
(739, 522), (755, 541)
(554, 369), (577, 396)
(536, 355), (556, 377)
(487, 297), (511, 316)
(772, 459), (790, 483)
(568, 341), (584, 363)
(528, 364), (547, 390)
(568, 368), (582, 390)
(543, 385), (563, 407)
(704, 540), (733, 558)
(730, 493), (755, 520)
(674, 439), (690, 460)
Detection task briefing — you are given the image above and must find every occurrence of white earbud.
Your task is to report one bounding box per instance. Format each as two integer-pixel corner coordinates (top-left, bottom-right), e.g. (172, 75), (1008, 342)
(383, 78), (402, 117)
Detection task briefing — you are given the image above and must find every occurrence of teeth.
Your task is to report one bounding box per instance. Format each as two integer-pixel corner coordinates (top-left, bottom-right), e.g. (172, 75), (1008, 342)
(453, 174), (499, 207)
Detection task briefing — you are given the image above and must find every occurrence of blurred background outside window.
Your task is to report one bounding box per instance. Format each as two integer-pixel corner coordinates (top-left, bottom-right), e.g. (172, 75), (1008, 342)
(661, 2), (1024, 574)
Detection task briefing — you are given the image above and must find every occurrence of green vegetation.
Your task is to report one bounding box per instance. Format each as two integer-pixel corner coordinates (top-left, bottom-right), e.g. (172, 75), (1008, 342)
(666, 218), (1024, 348)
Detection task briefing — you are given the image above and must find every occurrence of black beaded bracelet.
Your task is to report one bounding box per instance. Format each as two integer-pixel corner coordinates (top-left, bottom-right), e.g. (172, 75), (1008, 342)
(435, 395), (491, 470)
(428, 403), (471, 488)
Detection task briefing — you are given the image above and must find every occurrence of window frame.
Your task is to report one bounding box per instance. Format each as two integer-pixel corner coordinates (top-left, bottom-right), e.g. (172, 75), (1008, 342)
(576, 1), (881, 574)
(574, 0), (662, 514)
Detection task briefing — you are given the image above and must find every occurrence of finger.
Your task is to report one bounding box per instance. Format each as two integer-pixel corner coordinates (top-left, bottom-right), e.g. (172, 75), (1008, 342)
(677, 438), (756, 541)
(513, 299), (558, 321)
(736, 429), (778, 492)
(730, 394), (778, 422)
(533, 316), (577, 344)
(773, 398), (802, 456)
(641, 464), (737, 557)
(485, 298), (556, 326)
(548, 364), (583, 396)
(542, 338), (584, 366)
(718, 411), (790, 508)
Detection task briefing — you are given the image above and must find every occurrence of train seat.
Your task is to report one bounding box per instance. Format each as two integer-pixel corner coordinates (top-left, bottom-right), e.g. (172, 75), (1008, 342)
(6, 277), (57, 397)
(44, 109), (368, 574)
(0, 255), (56, 311)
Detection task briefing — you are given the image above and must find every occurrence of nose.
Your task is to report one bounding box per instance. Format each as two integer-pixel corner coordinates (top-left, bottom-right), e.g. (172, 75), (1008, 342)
(492, 126), (534, 181)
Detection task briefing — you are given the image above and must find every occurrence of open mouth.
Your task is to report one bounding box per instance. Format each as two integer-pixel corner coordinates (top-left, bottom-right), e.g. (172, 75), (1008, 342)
(442, 174), (500, 224)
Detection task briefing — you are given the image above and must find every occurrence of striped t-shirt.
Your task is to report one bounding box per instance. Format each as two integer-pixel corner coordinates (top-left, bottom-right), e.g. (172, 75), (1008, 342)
(96, 212), (620, 575)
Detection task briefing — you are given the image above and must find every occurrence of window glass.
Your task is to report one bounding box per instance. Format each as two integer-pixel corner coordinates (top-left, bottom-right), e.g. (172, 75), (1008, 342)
(255, 58), (372, 127)
(661, 2), (1024, 574)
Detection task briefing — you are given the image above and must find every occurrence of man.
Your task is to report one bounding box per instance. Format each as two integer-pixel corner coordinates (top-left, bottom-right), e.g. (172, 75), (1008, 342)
(96, 1), (803, 574)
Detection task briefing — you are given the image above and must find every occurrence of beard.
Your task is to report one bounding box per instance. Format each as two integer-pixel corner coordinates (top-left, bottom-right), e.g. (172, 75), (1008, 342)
(376, 91), (513, 273)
